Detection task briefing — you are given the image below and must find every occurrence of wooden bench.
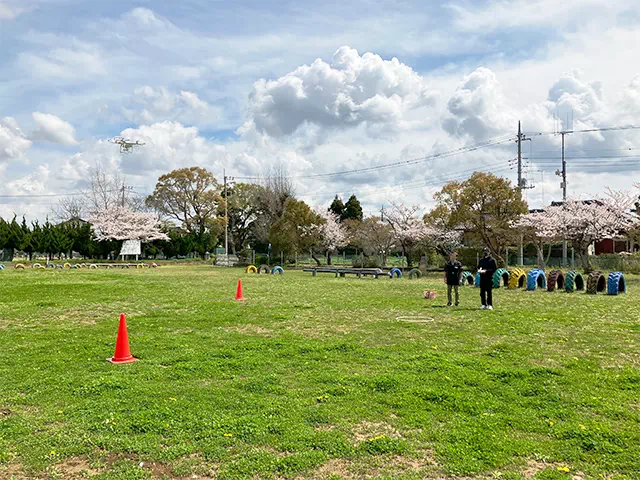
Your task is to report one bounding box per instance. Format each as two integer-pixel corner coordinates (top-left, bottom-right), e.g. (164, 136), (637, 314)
(304, 268), (386, 278)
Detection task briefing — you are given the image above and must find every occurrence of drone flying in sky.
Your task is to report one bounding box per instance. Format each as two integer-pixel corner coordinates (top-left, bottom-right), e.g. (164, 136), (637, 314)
(109, 137), (145, 154)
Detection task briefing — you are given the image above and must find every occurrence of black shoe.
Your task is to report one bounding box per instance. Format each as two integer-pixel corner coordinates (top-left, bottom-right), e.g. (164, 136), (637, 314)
(455, 303), (459, 307)
(447, 303), (452, 307)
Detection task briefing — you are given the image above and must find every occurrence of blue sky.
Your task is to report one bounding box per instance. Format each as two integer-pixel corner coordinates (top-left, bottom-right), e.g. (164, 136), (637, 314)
(1, 0), (640, 219)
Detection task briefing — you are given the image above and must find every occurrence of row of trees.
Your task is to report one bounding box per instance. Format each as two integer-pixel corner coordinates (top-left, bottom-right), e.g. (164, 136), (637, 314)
(2, 163), (638, 271)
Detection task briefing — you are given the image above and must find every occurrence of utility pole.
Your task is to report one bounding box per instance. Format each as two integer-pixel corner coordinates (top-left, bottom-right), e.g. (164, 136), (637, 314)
(556, 131), (570, 266)
(517, 121), (522, 188)
(380, 205), (384, 222)
(121, 184), (126, 207)
(516, 121), (531, 189)
(224, 170), (228, 267)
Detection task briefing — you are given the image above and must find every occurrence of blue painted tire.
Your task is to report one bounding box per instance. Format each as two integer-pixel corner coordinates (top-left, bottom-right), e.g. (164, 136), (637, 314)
(527, 269), (547, 291)
(271, 266), (284, 275)
(56, 265), (64, 269)
(461, 271), (474, 285)
(475, 272), (481, 287)
(607, 272), (626, 295)
(0, 264), (4, 270)
(389, 268), (402, 278)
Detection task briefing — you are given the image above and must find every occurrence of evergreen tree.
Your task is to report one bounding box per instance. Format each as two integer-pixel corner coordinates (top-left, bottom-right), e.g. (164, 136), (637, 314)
(329, 196), (345, 219)
(342, 195), (363, 222)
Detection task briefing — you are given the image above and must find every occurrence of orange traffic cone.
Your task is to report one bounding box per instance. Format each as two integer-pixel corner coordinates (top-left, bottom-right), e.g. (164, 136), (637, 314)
(107, 314), (138, 364)
(235, 279), (246, 301)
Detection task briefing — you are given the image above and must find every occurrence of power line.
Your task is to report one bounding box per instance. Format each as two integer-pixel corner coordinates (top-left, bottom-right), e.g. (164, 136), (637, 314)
(232, 134), (516, 180)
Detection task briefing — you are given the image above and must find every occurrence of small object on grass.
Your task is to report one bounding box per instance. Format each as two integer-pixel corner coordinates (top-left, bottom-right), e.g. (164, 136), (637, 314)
(423, 291), (437, 299)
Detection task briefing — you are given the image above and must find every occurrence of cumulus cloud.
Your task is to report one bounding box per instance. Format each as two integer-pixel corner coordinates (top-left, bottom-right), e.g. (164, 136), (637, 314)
(443, 67), (523, 141)
(31, 112), (78, 145)
(240, 46), (438, 141)
(0, 117), (32, 163)
(122, 87), (221, 127)
(6, 164), (50, 195)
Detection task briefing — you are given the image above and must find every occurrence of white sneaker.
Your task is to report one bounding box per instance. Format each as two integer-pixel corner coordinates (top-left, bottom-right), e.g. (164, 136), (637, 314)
(487, 306), (493, 310)
(480, 305), (487, 310)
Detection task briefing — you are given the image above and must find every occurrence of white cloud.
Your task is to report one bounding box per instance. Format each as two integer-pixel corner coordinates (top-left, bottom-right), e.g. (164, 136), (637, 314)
(0, 0), (30, 20)
(31, 112), (78, 145)
(0, 117), (32, 163)
(17, 44), (106, 81)
(240, 46), (439, 141)
(122, 87), (221, 127)
(6, 164), (50, 195)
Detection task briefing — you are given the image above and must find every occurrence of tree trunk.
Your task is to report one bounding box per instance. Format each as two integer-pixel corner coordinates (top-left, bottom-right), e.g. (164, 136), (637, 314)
(545, 244), (553, 268)
(327, 251), (332, 265)
(535, 241), (546, 270)
(578, 247), (593, 273)
(311, 253), (321, 266)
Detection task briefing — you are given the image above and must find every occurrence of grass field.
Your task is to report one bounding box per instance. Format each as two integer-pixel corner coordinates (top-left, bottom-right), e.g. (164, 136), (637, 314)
(0, 266), (639, 480)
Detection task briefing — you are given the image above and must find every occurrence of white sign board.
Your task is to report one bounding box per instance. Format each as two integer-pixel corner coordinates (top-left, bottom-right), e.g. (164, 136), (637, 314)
(120, 239), (141, 256)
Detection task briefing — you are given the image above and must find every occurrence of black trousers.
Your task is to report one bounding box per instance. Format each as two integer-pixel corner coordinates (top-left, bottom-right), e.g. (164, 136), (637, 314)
(480, 280), (493, 306)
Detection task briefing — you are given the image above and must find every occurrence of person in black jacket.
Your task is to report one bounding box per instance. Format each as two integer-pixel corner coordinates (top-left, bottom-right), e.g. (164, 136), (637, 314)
(443, 251), (463, 306)
(477, 247), (497, 310)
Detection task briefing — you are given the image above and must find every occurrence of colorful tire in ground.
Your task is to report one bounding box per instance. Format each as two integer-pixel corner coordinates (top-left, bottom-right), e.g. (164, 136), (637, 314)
(46, 263), (55, 268)
(38, 265), (45, 270)
(258, 264), (270, 274)
(15, 264), (25, 270)
(408, 268), (422, 280)
(136, 264), (144, 269)
(389, 268), (402, 278)
(64, 263), (71, 269)
(151, 263), (158, 268)
(271, 266), (284, 275)
(586, 271), (606, 294)
(71, 265), (79, 269)
(33, 263), (41, 269)
(0, 264), (5, 270)
(460, 271), (474, 285)
(475, 272), (481, 287)
(527, 269), (547, 291)
(607, 272), (626, 295)
(90, 264), (98, 269)
(56, 265), (64, 269)
(565, 271), (585, 293)
(547, 270), (565, 292)
(493, 268), (509, 288)
(246, 265), (258, 274)
(508, 268), (526, 289)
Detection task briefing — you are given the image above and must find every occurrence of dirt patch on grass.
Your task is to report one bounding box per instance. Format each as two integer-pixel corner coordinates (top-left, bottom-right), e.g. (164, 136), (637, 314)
(224, 324), (273, 336)
(301, 450), (438, 479)
(522, 460), (583, 479)
(53, 457), (99, 477)
(351, 420), (402, 444)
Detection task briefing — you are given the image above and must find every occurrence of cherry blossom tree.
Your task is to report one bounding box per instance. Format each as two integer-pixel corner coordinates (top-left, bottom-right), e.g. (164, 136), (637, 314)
(89, 206), (169, 242)
(531, 191), (639, 272)
(385, 203), (428, 267)
(313, 208), (347, 265)
(514, 210), (562, 269)
(348, 217), (395, 267)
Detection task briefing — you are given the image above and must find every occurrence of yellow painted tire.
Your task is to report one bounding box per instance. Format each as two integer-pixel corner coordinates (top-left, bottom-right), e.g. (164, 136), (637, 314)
(15, 264), (25, 270)
(90, 264), (98, 269)
(508, 268), (526, 289)
(246, 265), (258, 274)
(64, 263), (71, 269)
(38, 266), (45, 270)
(136, 264), (144, 269)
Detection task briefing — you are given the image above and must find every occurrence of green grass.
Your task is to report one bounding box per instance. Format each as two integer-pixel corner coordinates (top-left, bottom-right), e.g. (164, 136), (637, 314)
(0, 266), (639, 479)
